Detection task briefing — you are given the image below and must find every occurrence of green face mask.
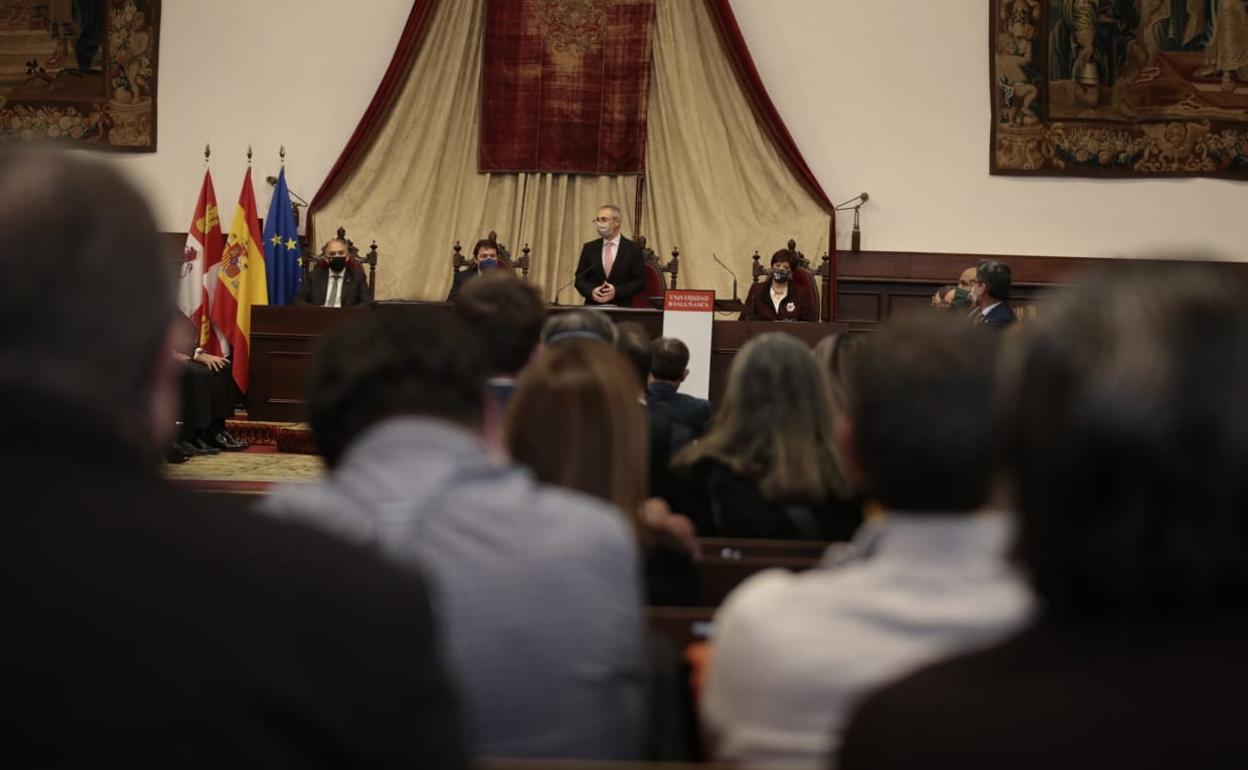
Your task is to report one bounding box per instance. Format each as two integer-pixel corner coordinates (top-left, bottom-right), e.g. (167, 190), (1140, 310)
(951, 287), (971, 307)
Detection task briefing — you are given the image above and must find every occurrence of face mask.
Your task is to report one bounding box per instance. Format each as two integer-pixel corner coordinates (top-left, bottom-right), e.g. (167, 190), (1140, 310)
(595, 221), (614, 238)
(772, 268), (791, 283)
(951, 287), (971, 306)
(477, 257), (498, 272)
(327, 257), (347, 271)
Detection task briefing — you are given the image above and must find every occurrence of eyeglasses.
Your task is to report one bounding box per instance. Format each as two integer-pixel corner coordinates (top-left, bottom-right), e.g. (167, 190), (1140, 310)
(593, 216), (618, 224)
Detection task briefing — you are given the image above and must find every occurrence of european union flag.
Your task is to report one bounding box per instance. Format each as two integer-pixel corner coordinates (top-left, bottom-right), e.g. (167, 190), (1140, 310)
(264, 167), (302, 305)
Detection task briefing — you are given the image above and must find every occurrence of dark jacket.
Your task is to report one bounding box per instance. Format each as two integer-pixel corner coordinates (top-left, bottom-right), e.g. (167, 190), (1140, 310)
(647, 381), (712, 438)
(667, 457), (862, 541)
(294, 263), (372, 307)
(841, 617), (1248, 770)
(972, 300), (1015, 328)
(740, 279), (817, 322)
(0, 397), (466, 769)
(575, 235), (646, 306)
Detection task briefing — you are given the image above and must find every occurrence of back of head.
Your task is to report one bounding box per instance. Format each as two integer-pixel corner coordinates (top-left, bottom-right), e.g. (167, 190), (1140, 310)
(614, 322), (652, 387)
(683, 333), (843, 503)
(1000, 262), (1248, 617)
(851, 314), (997, 513)
(977, 259), (1013, 301)
(0, 147), (172, 436)
(453, 271), (544, 376)
(506, 340), (648, 519)
(812, 333), (867, 415)
(307, 311), (487, 466)
(541, 308), (618, 346)
(651, 337), (690, 383)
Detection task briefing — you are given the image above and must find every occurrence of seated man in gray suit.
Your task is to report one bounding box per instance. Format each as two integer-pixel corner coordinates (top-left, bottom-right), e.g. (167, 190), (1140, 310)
(294, 238), (372, 306)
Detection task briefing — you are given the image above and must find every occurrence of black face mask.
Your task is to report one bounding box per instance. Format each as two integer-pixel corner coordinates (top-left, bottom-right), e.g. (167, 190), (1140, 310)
(327, 257), (347, 271)
(772, 268), (791, 283)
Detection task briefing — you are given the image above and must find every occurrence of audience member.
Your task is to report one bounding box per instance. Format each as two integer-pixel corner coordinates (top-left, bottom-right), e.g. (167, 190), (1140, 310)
(811, 332), (867, 419)
(169, 342), (248, 460)
(702, 314), (1031, 765)
(968, 259), (1015, 327)
(648, 337), (713, 438)
(0, 147), (466, 768)
(930, 284), (957, 309)
(615, 322), (693, 498)
(506, 340), (700, 607)
(293, 238), (372, 307)
(741, 249), (817, 321)
(574, 204), (646, 306)
(453, 270), (545, 410)
(668, 333), (859, 541)
(263, 313), (643, 759)
(840, 263), (1248, 769)
(447, 238), (503, 301)
(541, 307), (618, 346)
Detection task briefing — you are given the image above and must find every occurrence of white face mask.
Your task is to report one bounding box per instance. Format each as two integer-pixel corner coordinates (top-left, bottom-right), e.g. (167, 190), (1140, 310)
(595, 220), (614, 238)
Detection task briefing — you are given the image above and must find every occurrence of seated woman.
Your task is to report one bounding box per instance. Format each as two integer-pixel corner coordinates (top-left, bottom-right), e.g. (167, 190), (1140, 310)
(740, 249), (817, 322)
(505, 339), (700, 607)
(668, 333), (860, 541)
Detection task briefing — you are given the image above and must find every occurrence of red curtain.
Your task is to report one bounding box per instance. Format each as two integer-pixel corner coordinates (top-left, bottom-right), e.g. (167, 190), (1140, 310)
(480, 0), (656, 173)
(307, 0), (443, 247)
(702, 0), (838, 320)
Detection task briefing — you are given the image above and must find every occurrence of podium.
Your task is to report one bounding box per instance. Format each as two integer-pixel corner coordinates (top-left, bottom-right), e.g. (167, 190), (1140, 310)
(248, 305), (847, 421)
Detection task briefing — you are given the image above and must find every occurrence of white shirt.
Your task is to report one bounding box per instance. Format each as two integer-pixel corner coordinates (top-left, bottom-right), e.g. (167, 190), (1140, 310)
(770, 282), (788, 314)
(325, 269), (345, 308)
(702, 512), (1033, 766)
(979, 300), (1002, 318)
(601, 233), (621, 278)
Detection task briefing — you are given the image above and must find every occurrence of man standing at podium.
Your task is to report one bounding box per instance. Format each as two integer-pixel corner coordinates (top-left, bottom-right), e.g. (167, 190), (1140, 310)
(574, 205), (645, 306)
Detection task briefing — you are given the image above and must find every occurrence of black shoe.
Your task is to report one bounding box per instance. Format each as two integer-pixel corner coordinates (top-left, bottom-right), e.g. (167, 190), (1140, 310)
(166, 444), (190, 464)
(174, 440), (202, 457)
(209, 430), (248, 452)
(190, 437), (221, 455)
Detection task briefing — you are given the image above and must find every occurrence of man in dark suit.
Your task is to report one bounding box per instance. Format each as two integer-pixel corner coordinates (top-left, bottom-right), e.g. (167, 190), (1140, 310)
(648, 337), (712, 437)
(968, 258), (1014, 327)
(447, 238), (504, 301)
(0, 148), (466, 769)
(574, 204), (645, 306)
(294, 238), (372, 307)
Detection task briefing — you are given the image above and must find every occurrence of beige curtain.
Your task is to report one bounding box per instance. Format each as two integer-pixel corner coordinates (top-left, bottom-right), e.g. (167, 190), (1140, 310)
(314, 0), (636, 303)
(314, 0), (829, 307)
(643, 0), (830, 312)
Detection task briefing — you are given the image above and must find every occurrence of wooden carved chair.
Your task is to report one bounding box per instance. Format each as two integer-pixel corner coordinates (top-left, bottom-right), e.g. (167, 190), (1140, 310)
(451, 230), (532, 281)
(302, 225), (379, 294)
(631, 235), (679, 308)
(750, 239), (830, 321)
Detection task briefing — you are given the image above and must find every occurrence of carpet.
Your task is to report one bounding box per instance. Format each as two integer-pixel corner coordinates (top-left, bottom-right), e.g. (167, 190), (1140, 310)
(163, 446), (325, 494)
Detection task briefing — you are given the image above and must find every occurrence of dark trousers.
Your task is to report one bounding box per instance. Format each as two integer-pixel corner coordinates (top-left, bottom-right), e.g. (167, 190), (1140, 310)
(178, 361), (237, 440)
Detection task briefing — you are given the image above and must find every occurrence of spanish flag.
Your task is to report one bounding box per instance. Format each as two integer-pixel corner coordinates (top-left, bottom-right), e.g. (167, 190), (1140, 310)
(209, 168), (269, 393)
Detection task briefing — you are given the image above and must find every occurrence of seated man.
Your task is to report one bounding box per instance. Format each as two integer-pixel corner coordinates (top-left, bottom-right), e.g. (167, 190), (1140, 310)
(740, 249), (817, 321)
(648, 337), (712, 438)
(170, 342), (247, 459)
(968, 259), (1015, 327)
(293, 238), (372, 307)
(702, 314), (1032, 765)
(448, 238), (506, 301)
(541, 307), (619, 346)
(841, 263), (1248, 769)
(0, 148), (465, 768)
(263, 312), (644, 759)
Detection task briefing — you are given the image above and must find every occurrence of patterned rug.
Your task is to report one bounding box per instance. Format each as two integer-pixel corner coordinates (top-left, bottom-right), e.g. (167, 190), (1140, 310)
(163, 446), (325, 494)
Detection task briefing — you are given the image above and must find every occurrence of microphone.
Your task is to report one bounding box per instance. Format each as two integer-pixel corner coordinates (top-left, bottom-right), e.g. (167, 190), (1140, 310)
(711, 252), (738, 301)
(266, 175), (309, 207)
(553, 263), (597, 305)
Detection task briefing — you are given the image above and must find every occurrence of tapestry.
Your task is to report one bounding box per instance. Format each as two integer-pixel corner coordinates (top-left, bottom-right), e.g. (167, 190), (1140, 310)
(0, 0), (159, 151)
(480, 0), (655, 173)
(992, 0), (1248, 178)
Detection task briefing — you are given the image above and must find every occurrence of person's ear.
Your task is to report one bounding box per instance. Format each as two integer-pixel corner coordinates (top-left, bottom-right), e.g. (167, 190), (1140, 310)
(680, 368), (688, 383)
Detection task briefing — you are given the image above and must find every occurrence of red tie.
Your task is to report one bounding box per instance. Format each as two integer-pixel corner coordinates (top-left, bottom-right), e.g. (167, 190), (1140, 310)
(603, 240), (615, 277)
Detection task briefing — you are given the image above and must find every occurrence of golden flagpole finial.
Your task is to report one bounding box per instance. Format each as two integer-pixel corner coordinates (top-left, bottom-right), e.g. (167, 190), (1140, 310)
(204, 143), (211, 163)
(279, 145), (286, 165)
(247, 145), (253, 165)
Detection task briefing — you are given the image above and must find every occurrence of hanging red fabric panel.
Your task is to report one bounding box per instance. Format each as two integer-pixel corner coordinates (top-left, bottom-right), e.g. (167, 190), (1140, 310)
(480, 0), (655, 174)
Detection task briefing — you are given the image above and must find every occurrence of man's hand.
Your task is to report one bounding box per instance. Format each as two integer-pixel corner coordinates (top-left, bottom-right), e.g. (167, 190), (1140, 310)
(194, 352), (229, 371)
(591, 282), (611, 303)
(599, 282), (617, 303)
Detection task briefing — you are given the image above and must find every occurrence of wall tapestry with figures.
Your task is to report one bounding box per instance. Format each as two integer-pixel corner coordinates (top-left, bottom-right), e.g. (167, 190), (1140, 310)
(0, 0), (158, 151)
(993, 0), (1248, 178)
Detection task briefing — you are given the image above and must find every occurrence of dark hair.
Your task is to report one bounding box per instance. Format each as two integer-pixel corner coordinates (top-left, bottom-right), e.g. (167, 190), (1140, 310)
(541, 308), (618, 346)
(507, 341), (649, 530)
(614, 322), (652, 387)
(850, 313), (997, 513)
(454, 272), (544, 376)
(999, 262), (1248, 617)
(651, 337), (690, 382)
(977, 259), (1013, 301)
(307, 312), (487, 467)
(770, 249), (794, 269)
(0, 147), (172, 429)
(472, 238), (498, 259)
(677, 333), (846, 504)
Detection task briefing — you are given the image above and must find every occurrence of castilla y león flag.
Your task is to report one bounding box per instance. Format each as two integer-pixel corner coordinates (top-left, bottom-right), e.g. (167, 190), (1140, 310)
(177, 169), (225, 354)
(210, 168), (269, 393)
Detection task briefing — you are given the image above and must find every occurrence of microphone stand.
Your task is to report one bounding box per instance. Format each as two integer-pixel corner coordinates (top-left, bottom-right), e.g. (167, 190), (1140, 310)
(834, 192), (869, 253)
(711, 253), (738, 302)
